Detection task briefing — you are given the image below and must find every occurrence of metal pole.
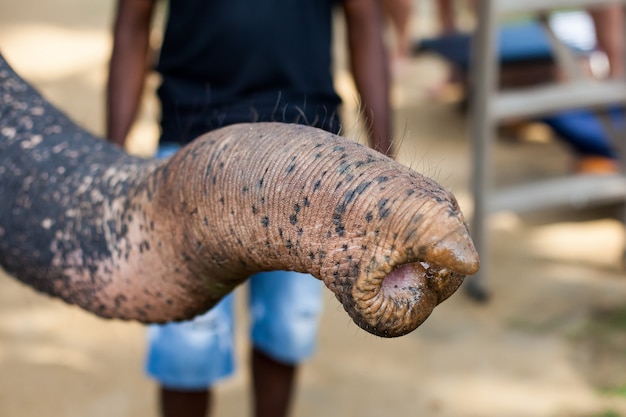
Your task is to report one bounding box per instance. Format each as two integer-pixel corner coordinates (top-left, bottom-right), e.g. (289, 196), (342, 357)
(466, 0), (498, 301)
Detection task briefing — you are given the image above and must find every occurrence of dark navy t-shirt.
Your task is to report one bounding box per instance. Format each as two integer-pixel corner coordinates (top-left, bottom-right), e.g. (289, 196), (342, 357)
(156, 0), (343, 144)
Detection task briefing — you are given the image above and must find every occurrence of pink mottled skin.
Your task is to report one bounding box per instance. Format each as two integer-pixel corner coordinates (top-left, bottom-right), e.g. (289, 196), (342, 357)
(85, 123), (477, 337)
(0, 55), (478, 338)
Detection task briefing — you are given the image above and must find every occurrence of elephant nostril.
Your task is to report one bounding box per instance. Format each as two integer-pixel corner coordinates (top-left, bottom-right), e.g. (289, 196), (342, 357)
(381, 262), (427, 299)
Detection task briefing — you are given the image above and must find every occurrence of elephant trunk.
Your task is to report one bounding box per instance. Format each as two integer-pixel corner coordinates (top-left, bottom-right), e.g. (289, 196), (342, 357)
(0, 54), (478, 338)
(163, 123), (479, 337)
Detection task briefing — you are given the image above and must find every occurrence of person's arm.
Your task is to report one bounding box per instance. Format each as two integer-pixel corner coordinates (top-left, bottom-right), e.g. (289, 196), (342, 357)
(589, 5), (624, 79)
(106, 0), (157, 148)
(343, 0), (394, 158)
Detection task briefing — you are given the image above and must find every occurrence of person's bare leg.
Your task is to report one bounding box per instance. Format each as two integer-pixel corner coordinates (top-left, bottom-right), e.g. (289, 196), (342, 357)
(160, 386), (212, 417)
(381, 0), (413, 75)
(252, 347), (296, 417)
(382, 0), (413, 56)
(590, 5), (624, 79)
(438, 0), (457, 34)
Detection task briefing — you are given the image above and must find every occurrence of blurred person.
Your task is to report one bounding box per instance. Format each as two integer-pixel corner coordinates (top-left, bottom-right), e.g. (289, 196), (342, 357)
(427, 1), (623, 173)
(106, 1), (392, 417)
(545, 4), (623, 174)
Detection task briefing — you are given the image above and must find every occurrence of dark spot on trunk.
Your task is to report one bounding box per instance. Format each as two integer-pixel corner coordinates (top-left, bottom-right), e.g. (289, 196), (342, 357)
(378, 198), (391, 219)
(114, 294), (127, 308)
(338, 161), (350, 175)
(411, 213), (424, 224)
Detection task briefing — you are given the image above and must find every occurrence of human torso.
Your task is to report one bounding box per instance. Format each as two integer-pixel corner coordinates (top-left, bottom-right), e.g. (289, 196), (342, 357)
(157, 0), (342, 144)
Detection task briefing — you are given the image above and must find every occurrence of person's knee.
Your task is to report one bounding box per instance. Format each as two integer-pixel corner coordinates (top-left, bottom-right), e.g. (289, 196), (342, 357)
(249, 273), (323, 364)
(252, 310), (321, 364)
(145, 296), (236, 389)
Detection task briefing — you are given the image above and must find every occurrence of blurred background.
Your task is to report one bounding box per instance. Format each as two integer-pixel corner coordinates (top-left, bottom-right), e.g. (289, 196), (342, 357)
(1, 0), (626, 416)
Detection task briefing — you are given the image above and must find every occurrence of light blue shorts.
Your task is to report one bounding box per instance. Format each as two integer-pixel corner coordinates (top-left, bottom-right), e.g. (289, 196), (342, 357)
(146, 145), (324, 390)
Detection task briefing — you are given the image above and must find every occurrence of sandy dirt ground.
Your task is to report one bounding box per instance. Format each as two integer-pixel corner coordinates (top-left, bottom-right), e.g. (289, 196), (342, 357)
(1, 1), (626, 416)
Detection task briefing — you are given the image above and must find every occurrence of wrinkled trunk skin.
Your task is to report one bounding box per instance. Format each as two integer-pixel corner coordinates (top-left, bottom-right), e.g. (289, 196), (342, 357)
(0, 54), (478, 338)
